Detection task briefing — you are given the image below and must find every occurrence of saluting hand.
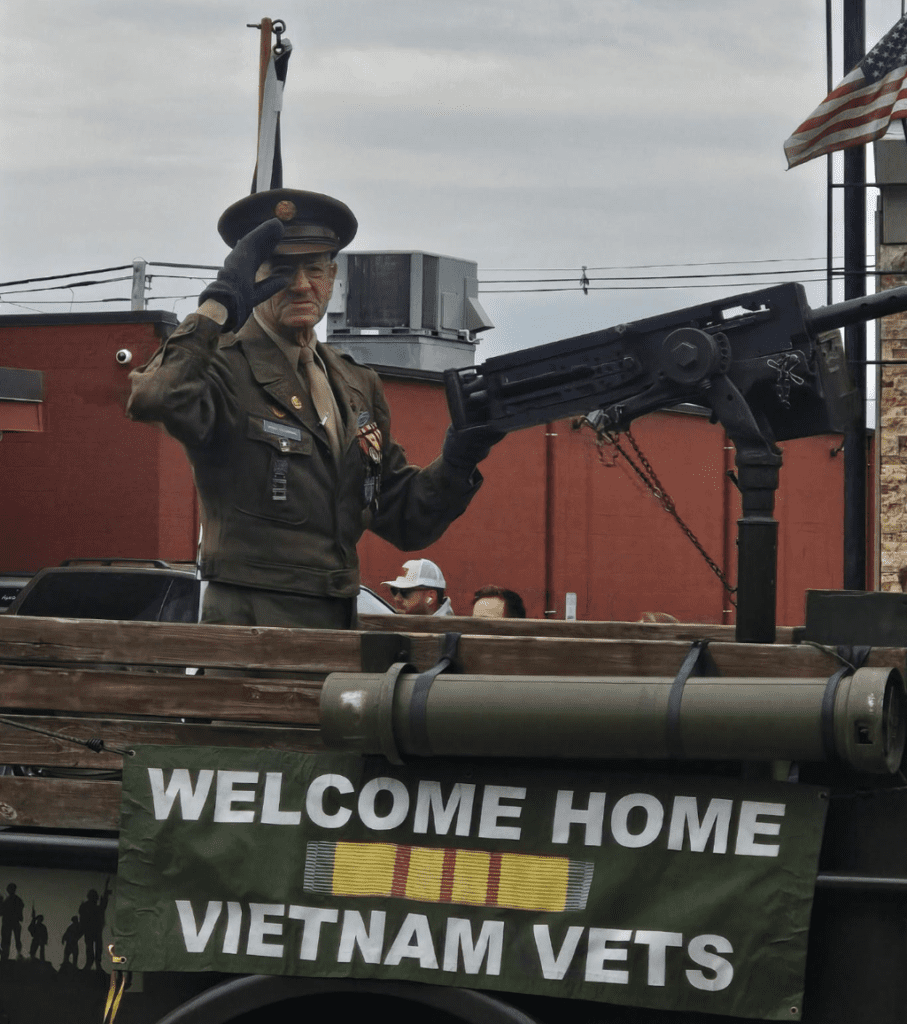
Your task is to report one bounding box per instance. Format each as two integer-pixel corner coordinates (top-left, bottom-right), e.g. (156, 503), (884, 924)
(198, 219), (289, 332)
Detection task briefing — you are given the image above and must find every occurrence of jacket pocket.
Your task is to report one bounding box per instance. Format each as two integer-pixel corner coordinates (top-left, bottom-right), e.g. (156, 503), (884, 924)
(235, 416), (314, 525)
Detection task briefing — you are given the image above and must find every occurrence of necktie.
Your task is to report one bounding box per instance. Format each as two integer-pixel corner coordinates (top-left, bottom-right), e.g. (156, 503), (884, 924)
(298, 345), (342, 461)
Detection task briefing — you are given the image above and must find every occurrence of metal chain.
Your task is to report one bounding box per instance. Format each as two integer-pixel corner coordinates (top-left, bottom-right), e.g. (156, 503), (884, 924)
(594, 427), (737, 603)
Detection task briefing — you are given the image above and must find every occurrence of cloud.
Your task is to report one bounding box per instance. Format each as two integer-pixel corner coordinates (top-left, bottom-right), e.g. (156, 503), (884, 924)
(0, 0), (843, 343)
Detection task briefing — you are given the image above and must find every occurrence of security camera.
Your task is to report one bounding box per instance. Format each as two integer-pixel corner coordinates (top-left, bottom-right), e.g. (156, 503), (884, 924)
(115, 349), (133, 365)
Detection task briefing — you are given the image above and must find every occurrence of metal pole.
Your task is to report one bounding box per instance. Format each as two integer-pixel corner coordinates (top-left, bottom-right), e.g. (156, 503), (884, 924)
(842, 0), (867, 591)
(826, 0), (834, 307)
(130, 259), (146, 311)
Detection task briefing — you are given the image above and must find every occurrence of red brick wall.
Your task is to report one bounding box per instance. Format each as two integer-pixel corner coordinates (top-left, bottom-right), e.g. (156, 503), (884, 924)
(0, 317), (197, 571)
(1, 318), (844, 626)
(364, 379), (845, 625)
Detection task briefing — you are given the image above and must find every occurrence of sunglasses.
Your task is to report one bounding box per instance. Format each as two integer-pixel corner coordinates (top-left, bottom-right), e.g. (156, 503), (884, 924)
(389, 587), (428, 598)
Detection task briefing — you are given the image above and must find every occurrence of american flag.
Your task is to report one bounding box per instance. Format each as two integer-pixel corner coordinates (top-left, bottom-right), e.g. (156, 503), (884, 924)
(784, 13), (907, 169)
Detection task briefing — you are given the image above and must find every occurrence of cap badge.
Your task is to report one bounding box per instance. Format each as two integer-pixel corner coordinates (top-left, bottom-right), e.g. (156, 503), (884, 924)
(274, 200), (297, 222)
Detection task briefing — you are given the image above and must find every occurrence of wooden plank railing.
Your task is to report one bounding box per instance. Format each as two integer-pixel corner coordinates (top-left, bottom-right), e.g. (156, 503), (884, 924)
(359, 614), (773, 642)
(0, 614), (903, 831)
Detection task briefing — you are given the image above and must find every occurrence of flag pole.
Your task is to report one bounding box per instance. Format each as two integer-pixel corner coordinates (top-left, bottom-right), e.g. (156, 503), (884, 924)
(256, 18), (273, 151)
(247, 18), (290, 193)
(842, 0), (868, 592)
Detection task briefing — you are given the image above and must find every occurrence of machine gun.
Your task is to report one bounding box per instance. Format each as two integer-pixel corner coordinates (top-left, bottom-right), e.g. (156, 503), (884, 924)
(444, 281), (907, 643)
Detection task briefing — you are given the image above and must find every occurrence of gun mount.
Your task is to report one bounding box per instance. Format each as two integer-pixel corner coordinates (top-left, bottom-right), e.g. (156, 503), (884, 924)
(445, 282), (907, 643)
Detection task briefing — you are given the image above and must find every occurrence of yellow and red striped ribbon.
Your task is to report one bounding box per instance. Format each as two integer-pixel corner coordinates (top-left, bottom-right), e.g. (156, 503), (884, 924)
(304, 841), (593, 913)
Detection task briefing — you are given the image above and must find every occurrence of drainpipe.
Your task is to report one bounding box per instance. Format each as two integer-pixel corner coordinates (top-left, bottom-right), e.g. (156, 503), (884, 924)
(722, 434), (735, 624)
(544, 423), (557, 617)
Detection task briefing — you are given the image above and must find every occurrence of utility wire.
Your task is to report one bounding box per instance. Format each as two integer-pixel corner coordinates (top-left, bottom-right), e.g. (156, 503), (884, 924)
(147, 261), (221, 270)
(0, 265), (132, 288)
(481, 270), (837, 284)
(0, 269), (847, 299)
(0, 254), (884, 307)
(0, 297), (131, 305)
(483, 256), (835, 273)
(483, 281), (833, 294)
(0, 276), (132, 296)
(1, 255), (872, 291)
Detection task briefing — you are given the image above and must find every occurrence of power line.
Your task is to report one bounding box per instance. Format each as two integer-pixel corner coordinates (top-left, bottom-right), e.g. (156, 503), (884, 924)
(147, 261), (222, 271)
(481, 281), (831, 294)
(0, 276), (132, 296)
(483, 256), (838, 273)
(0, 266), (132, 288)
(0, 252), (887, 309)
(481, 269), (836, 284)
(0, 255), (862, 290)
(0, 297), (131, 305)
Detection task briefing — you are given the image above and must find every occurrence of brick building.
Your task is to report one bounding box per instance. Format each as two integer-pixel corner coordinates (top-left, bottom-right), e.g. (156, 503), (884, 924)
(0, 309), (846, 625)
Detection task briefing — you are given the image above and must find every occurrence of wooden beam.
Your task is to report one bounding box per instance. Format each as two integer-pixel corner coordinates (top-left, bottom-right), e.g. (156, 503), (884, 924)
(360, 615), (765, 643)
(0, 617), (366, 671)
(0, 776), (121, 830)
(0, 715), (325, 768)
(1, 618), (904, 687)
(0, 665), (323, 723)
(450, 635), (906, 679)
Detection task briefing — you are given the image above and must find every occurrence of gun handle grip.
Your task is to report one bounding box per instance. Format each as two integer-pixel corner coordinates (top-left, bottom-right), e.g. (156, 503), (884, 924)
(444, 368), (472, 431)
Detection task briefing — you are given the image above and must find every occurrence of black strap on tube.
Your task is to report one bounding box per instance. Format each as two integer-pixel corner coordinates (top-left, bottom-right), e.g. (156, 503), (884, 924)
(821, 645), (871, 764)
(408, 632), (461, 757)
(666, 639), (720, 759)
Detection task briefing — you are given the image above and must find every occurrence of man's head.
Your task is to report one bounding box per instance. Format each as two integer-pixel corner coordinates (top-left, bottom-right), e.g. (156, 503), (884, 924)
(383, 559), (447, 615)
(218, 188), (356, 339)
(472, 585), (526, 619)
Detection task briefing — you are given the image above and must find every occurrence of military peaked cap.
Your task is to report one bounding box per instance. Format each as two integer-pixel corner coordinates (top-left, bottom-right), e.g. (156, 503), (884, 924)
(217, 188), (358, 255)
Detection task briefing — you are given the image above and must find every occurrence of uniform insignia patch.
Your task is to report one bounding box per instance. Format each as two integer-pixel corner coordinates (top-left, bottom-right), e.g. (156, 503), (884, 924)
(356, 419), (383, 509)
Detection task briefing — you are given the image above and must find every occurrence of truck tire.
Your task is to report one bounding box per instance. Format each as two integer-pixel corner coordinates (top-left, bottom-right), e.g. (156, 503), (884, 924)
(154, 975), (542, 1024)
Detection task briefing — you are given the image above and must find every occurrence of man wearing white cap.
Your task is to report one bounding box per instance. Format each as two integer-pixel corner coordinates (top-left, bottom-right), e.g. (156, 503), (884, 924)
(383, 559), (454, 616)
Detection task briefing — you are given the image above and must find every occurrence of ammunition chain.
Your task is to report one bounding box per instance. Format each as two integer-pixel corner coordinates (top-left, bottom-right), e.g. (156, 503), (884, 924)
(596, 428), (737, 604)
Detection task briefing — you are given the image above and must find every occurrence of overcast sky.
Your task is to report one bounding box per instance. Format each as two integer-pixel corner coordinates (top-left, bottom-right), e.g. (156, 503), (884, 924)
(1, 0), (904, 358)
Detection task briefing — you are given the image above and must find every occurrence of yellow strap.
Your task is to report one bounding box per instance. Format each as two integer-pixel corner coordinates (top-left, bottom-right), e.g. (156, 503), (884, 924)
(103, 970), (128, 1024)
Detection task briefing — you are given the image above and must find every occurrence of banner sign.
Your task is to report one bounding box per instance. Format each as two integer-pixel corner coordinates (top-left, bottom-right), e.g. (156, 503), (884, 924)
(114, 746), (828, 1020)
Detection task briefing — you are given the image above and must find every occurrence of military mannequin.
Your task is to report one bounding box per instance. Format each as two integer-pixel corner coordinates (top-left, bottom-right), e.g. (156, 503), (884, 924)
(127, 189), (501, 627)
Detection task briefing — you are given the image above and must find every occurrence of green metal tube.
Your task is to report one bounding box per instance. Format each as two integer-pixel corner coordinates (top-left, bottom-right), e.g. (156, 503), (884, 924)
(319, 667), (905, 774)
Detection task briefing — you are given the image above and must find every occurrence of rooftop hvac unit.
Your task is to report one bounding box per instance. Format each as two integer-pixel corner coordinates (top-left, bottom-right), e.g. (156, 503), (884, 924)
(326, 251), (493, 373)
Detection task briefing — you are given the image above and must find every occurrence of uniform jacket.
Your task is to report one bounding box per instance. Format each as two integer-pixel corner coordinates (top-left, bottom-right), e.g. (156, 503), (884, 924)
(127, 313), (480, 598)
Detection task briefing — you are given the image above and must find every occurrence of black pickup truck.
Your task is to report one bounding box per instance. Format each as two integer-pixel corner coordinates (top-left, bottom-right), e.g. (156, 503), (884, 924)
(4, 560), (396, 621)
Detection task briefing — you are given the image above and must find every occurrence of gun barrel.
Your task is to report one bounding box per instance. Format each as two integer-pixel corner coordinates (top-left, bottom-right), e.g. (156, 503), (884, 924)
(808, 285), (907, 334)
